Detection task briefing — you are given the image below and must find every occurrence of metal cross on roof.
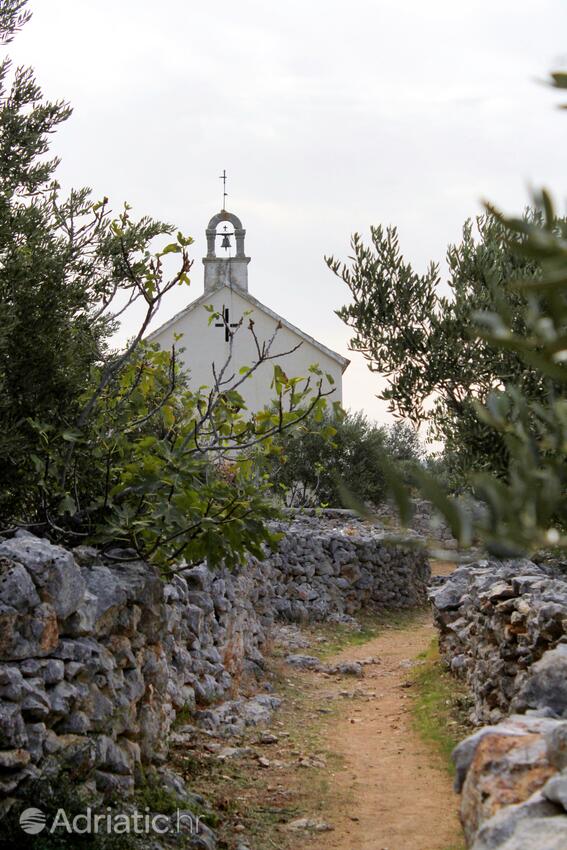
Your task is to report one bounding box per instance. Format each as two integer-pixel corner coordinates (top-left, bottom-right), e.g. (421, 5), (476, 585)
(219, 169), (228, 210)
(214, 306), (238, 342)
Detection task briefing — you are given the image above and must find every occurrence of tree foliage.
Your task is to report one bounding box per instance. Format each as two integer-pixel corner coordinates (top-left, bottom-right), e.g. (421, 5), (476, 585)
(0, 2), (193, 522)
(328, 212), (553, 480)
(343, 70), (567, 558)
(455, 189), (567, 555)
(261, 410), (422, 508)
(29, 337), (332, 569)
(0, 2), (333, 570)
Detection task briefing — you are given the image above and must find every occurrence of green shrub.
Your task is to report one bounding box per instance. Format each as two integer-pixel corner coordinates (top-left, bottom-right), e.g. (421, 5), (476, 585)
(261, 409), (422, 508)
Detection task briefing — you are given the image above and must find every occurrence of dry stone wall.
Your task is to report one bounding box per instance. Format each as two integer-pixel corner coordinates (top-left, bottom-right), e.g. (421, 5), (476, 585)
(0, 513), (429, 810)
(453, 713), (567, 850)
(431, 557), (567, 848)
(430, 558), (567, 725)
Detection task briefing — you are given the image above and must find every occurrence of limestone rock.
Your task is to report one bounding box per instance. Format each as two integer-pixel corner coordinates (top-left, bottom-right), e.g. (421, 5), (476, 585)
(285, 817), (334, 831)
(458, 716), (559, 843)
(511, 645), (567, 718)
(0, 703), (27, 749)
(0, 536), (85, 619)
(0, 748), (30, 769)
(542, 771), (567, 811)
(0, 560), (40, 610)
(0, 601), (59, 661)
(470, 791), (566, 850)
(285, 654), (322, 670)
(328, 661), (364, 678)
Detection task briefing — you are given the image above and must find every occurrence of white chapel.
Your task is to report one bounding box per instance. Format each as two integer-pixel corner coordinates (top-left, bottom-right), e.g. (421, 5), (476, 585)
(148, 208), (349, 411)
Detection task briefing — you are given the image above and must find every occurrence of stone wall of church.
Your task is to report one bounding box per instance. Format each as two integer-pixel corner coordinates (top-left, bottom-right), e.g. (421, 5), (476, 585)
(0, 514), (429, 809)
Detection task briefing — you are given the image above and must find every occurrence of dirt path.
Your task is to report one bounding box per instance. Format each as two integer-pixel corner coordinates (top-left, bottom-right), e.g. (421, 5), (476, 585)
(171, 561), (464, 850)
(306, 611), (462, 850)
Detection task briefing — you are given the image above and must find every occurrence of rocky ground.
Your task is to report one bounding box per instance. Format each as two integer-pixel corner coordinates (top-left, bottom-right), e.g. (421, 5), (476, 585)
(167, 549), (567, 850)
(10, 514), (567, 848)
(0, 532), (469, 850)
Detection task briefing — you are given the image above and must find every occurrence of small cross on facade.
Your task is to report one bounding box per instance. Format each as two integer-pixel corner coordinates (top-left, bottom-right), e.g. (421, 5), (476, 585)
(214, 306), (238, 342)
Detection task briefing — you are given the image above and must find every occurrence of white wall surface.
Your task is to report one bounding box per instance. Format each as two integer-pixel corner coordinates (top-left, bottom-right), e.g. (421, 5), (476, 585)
(150, 285), (344, 412)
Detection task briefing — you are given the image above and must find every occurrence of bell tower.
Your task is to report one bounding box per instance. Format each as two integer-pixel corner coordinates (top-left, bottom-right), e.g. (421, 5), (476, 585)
(203, 210), (251, 295)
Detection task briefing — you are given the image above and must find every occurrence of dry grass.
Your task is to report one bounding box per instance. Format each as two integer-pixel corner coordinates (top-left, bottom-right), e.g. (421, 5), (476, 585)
(410, 638), (472, 777)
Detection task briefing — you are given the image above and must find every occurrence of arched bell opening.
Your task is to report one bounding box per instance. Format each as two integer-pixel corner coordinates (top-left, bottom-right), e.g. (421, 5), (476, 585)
(205, 211), (246, 258)
(203, 209), (251, 294)
(215, 221), (236, 255)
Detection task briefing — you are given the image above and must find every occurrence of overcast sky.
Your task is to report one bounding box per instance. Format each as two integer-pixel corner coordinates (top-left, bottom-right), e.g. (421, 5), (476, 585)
(9, 0), (567, 422)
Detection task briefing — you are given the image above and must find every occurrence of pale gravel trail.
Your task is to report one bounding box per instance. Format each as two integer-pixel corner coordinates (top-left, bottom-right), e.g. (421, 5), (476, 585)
(307, 562), (462, 850)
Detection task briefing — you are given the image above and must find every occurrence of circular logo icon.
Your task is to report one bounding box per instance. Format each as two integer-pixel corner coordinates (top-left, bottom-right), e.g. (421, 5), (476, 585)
(19, 807), (46, 834)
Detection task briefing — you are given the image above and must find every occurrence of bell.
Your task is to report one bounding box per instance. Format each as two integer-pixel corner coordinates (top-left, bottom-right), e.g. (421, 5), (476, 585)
(221, 234), (231, 250)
